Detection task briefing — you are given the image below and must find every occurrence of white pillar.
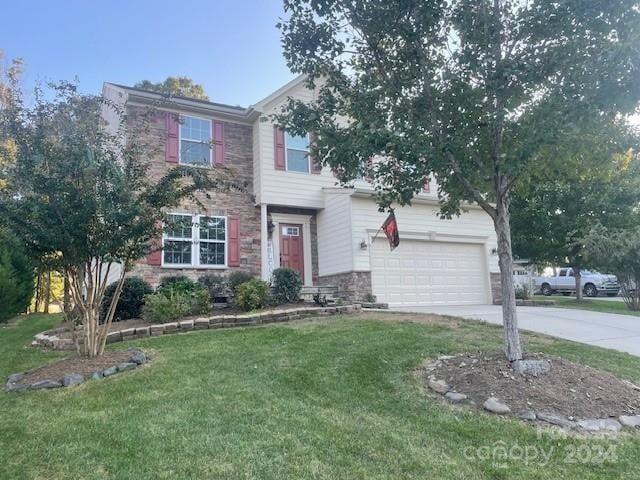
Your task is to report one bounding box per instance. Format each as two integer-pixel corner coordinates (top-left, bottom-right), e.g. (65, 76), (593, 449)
(260, 203), (269, 281)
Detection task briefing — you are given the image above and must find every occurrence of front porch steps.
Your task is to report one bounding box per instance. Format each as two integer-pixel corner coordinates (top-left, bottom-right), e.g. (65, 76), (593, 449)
(300, 285), (341, 304)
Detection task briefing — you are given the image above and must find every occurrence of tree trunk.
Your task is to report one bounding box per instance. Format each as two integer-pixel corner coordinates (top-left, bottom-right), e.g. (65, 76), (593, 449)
(34, 273), (42, 313)
(67, 258), (124, 357)
(44, 270), (51, 314)
(493, 196), (523, 362)
(63, 274), (71, 316)
(574, 267), (583, 301)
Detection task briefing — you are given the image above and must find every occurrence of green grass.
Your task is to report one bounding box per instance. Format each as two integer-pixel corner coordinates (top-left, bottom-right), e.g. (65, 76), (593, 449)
(1, 313), (640, 479)
(532, 295), (640, 317)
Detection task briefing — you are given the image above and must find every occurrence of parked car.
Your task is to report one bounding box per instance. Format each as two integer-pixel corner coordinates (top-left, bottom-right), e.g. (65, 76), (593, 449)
(535, 268), (619, 297)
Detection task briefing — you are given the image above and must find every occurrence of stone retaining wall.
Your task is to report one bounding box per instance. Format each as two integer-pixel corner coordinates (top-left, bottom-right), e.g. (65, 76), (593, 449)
(33, 305), (362, 350)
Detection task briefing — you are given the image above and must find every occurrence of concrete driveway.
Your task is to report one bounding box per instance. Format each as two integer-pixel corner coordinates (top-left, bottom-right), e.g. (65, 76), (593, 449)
(394, 304), (640, 357)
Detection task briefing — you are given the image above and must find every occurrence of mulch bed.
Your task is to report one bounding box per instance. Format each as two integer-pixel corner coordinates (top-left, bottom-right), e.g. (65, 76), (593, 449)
(426, 352), (640, 419)
(20, 350), (134, 384)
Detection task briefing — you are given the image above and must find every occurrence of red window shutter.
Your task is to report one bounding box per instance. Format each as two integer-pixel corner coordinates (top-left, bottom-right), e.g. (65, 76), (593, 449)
(213, 120), (225, 165)
(147, 220), (163, 265)
(146, 249), (162, 266)
(228, 216), (240, 267)
(310, 133), (321, 174)
(274, 126), (286, 170)
(165, 112), (179, 163)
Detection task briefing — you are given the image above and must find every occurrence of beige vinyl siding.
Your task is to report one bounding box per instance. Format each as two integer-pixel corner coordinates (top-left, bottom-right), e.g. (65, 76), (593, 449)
(350, 196), (499, 274)
(316, 190), (354, 276)
(255, 81), (336, 209)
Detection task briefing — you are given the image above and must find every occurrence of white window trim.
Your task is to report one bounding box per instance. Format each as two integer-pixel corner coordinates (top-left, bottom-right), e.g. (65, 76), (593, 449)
(284, 132), (310, 174)
(161, 213), (228, 269)
(179, 115), (213, 167)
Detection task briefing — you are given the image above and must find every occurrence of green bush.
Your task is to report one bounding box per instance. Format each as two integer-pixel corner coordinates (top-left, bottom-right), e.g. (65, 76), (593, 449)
(0, 234), (33, 322)
(228, 271), (254, 294)
(142, 292), (185, 323)
(515, 284), (530, 300)
(142, 287), (210, 323)
(157, 276), (198, 295)
(101, 276), (152, 321)
(143, 277), (210, 323)
(235, 279), (270, 312)
(271, 268), (302, 304)
(198, 274), (228, 302)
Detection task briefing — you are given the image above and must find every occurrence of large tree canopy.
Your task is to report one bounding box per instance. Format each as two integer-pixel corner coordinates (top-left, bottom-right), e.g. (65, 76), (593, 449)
(276, 0), (640, 362)
(511, 145), (640, 299)
(134, 76), (209, 100)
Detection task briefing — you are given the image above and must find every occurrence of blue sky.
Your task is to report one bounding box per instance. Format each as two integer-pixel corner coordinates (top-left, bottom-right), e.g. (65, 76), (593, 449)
(0, 0), (294, 107)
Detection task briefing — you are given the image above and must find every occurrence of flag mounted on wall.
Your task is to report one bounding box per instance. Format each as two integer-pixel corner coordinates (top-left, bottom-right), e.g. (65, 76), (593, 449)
(381, 211), (400, 251)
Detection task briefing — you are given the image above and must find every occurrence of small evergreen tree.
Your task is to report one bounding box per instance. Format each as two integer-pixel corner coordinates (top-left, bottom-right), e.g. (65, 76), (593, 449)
(0, 232), (33, 322)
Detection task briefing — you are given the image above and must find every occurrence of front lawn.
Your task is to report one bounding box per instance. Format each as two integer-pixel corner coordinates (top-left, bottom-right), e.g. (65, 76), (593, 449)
(1, 313), (640, 479)
(532, 295), (640, 317)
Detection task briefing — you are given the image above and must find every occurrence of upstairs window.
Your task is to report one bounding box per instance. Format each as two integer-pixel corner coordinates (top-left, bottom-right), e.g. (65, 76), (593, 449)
(163, 213), (226, 267)
(180, 116), (212, 166)
(285, 132), (310, 173)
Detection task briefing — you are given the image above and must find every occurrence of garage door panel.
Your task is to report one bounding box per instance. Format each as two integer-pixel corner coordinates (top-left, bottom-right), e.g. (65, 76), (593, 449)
(371, 239), (488, 306)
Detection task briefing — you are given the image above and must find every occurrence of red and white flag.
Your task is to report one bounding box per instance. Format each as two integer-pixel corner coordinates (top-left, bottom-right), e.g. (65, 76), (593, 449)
(381, 211), (400, 251)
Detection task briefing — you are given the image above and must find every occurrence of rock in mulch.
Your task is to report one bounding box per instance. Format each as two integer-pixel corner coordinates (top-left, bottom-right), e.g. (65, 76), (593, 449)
(8, 373), (23, 384)
(5, 349), (149, 393)
(577, 418), (622, 432)
(512, 359), (551, 377)
(428, 378), (449, 394)
(537, 413), (575, 429)
(445, 392), (467, 404)
(128, 349), (146, 365)
(483, 397), (511, 414)
(425, 352), (640, 421)
(619, 415), (640, 428)
(30, 380), (62, 390)
(518, 411), (537, 421)
(63, 373), (84, 387)
(102, 366), (118, 377)
(117, 362), (137, 372)
(438, 355), (456, 361)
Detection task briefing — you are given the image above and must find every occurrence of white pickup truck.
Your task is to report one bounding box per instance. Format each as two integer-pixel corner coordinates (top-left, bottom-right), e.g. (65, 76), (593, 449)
(535, 268), (620, 297)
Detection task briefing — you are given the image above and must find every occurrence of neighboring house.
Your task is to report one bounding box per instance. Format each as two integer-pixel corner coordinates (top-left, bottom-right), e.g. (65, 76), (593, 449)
(102, 76), (500, 306)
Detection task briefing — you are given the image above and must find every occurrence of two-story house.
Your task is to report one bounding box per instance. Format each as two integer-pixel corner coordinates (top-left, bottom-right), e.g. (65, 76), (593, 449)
(102, 76), (500, 306)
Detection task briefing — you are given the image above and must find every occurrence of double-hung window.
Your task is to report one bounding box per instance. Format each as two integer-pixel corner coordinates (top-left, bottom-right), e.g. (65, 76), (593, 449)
(285, 132), (310, 173)
(163, 214), (227, 267)
(180, 116), (212, 166)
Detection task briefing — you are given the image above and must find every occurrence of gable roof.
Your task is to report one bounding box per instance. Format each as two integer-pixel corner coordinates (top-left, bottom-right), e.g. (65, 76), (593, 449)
(103, 74), (310, 122)
(103, 82), (260, 122)
(250, 74), (308, 112)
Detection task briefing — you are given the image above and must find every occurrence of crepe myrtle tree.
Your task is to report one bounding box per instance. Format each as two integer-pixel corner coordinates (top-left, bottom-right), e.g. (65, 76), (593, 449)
(275, 0), (640, 362)
(0, 81), (241, 357)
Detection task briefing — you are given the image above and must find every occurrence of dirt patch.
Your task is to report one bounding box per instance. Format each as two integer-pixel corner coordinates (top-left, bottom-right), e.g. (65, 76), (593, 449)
(20, 350), (134, 384)
(425, 352), (640, 419)
(352, 311), (466, 327)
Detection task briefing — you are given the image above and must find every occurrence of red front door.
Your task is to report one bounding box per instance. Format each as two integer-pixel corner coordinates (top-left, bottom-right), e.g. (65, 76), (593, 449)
(280, 224), (304, 280)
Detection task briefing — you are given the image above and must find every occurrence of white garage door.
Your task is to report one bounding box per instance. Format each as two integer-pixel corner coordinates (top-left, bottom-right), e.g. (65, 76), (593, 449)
(370, 239), (488, 306)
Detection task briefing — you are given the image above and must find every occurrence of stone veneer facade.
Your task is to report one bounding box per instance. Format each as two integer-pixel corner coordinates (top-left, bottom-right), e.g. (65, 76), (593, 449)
(127, 106), (261, 287)
(317, 271), (373, 302)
